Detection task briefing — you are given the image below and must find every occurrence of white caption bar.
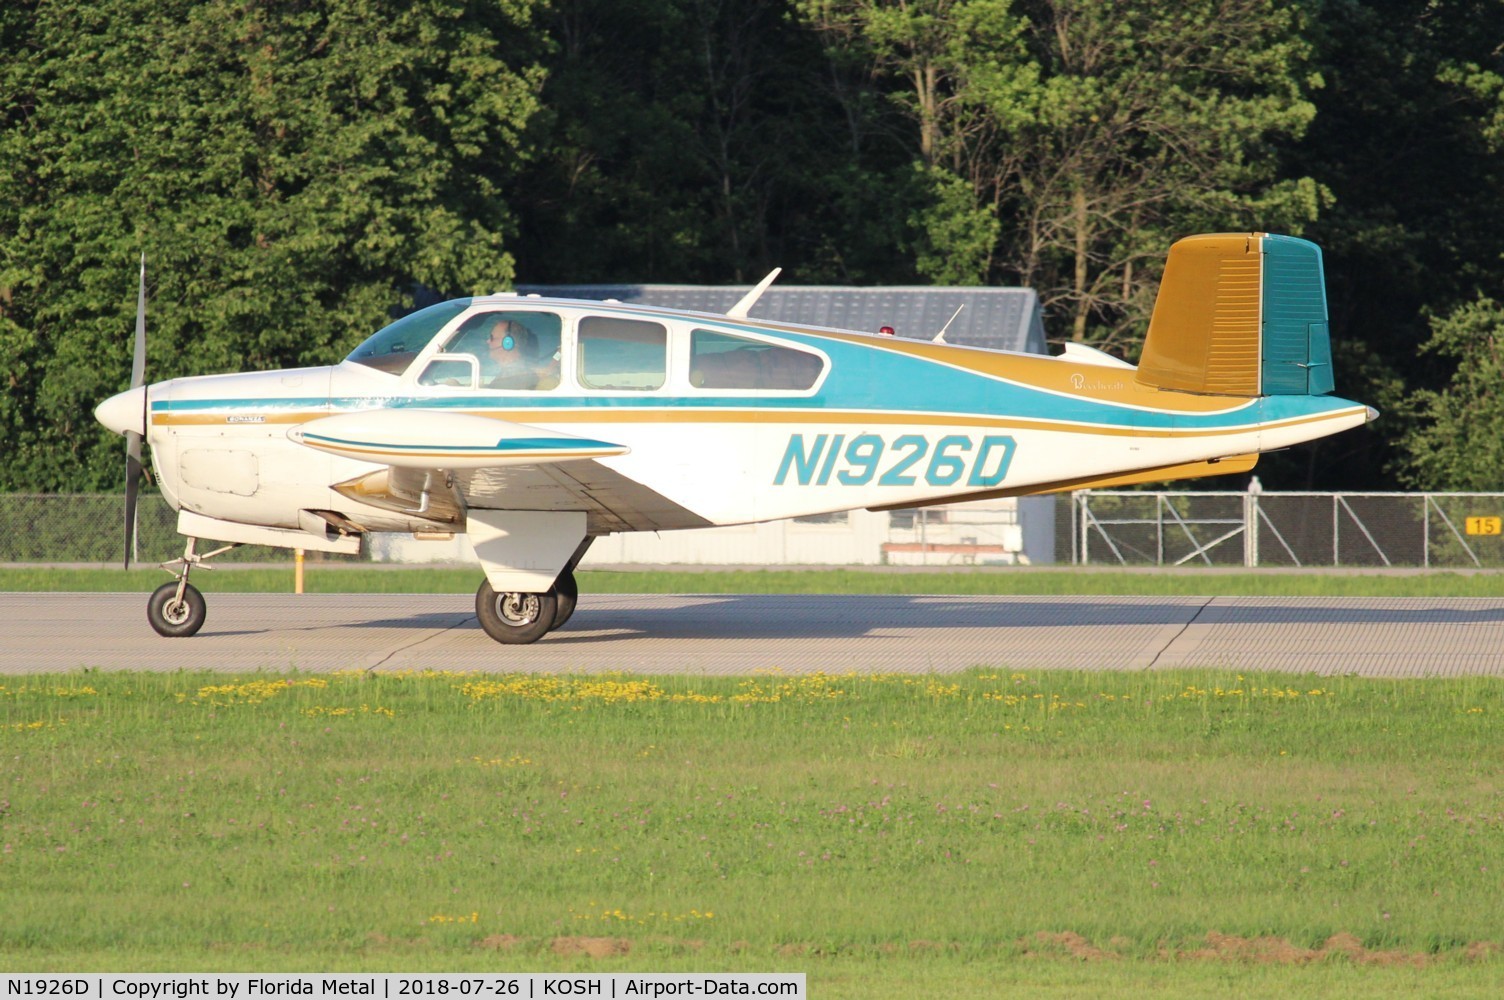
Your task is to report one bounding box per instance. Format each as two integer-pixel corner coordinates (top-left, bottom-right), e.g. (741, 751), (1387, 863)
(1, 975), (805, 1000)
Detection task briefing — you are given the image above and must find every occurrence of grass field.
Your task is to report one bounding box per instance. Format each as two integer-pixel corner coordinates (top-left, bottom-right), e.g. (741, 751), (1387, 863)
(5, 564), (1504, 597)
(4, 668), (1504, 996)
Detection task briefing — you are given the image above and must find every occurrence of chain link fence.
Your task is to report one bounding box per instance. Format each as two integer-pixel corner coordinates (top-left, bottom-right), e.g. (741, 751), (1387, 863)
(6, 491), (1504, 569)
(1070, 490), (1504, 568)
(0, 493), (351, 564)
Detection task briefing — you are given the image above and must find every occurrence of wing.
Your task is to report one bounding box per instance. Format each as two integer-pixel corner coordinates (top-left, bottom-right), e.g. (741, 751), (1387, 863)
(289, 408), (628, 468)
(291, 408), (710, 536)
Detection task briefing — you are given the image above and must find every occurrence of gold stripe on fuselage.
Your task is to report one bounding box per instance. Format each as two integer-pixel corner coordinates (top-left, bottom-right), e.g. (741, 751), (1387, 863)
(153, 404), (1364, 440)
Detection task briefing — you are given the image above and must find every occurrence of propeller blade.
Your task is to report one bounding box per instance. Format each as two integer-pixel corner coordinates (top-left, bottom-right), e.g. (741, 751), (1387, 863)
(132, 254), (146, 388)
(123, 254), (147, 569)
(125, 431), (143, 570)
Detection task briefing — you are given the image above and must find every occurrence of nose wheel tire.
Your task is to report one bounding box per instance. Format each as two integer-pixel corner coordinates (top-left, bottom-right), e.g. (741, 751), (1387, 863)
(147, 582), (206, 637)
(476, 581), (558, 645)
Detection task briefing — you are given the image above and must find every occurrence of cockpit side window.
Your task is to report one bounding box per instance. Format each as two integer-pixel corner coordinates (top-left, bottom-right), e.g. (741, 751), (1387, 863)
(689, 329), (824, 391)
(346, 300), (471, 375)
(419, 311), (563, 391)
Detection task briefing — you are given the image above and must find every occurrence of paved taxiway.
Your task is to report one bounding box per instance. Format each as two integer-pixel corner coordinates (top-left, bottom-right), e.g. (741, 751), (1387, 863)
(3, 592), (1503, 675)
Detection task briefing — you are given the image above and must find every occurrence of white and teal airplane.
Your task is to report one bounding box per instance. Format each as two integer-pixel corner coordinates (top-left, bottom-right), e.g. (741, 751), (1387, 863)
(96, 232), (1374, 643)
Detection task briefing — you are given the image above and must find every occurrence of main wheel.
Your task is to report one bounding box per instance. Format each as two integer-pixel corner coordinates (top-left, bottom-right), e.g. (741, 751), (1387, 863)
(147, 582), (206, 637)
(551, 568), (579, 631)
(475, 581), (558, 645)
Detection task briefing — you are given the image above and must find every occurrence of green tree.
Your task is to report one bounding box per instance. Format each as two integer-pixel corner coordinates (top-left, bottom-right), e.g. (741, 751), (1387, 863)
(800, 0), (1326, 353)
(0, 0), (546, 490)
(1399, 298), (1504, 491)
(1278, 0), (1504, 489)
(1386, 9), (1504, 491)
(797, 0), (1033, 284)
(511, 0), (926, 286)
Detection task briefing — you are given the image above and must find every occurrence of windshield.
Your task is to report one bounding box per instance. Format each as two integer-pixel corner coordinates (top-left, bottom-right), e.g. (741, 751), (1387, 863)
(345, 299), (472, 374)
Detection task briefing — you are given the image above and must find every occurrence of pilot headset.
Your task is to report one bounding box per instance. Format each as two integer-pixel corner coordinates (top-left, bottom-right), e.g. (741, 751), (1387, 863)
(495, 321), (517, 351)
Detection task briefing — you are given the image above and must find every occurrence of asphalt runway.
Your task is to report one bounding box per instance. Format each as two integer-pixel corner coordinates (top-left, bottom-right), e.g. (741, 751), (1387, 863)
(4, 591), (1504, 675)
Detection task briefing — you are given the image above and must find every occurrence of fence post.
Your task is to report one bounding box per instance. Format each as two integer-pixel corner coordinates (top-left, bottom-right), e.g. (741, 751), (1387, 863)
(1333, 495), (1340, 566)
(1070, 492), (1080, 565)
(1156, 495), (1165, 565)
(1244, 477), (1261, 567)
(1078, 492), (1090, 565)
(1424, 495), (1431, 568)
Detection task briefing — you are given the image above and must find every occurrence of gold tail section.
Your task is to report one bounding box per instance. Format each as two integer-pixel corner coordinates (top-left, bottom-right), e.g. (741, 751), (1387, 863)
(1136, 233), (1262, 396)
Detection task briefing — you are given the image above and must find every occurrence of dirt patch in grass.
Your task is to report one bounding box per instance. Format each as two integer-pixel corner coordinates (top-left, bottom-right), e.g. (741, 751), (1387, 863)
(550, 936), (632, 958)
(1465, 941), (1501, 962)
(1166, 931), (1430, 967)
(457, 930), (1498, 965)
(1023, 931), (1119, 962)
(1011, 930), (1490, 966)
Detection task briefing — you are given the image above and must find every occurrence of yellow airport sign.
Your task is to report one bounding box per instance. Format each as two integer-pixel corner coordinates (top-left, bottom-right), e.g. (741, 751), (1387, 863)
(1466, 516), (1502, 536)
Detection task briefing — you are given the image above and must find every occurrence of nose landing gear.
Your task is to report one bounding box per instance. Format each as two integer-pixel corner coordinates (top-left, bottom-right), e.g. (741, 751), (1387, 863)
(145, 536), (238, 637)
(147, 580), (206, 637)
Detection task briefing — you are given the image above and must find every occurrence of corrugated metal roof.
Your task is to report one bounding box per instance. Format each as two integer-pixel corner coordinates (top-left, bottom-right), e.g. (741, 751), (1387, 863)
(516, 283), (1048, 355)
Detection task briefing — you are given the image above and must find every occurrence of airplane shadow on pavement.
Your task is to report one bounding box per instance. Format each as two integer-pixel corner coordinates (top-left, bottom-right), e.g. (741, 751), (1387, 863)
(312, 594), (1504, 645)
(42, 594), (1504, 643)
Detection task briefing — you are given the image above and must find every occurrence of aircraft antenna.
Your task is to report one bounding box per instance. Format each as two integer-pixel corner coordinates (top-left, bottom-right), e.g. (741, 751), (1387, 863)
(933, 303), (964, 343)
(726, 268), (782, 319)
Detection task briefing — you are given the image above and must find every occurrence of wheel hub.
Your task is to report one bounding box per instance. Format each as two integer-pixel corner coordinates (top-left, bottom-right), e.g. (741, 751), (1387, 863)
(496, 592), (540, 627)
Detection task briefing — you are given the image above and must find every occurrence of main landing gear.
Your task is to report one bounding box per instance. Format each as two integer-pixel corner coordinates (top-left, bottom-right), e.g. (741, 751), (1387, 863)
(474, 567), (578, 645)
(143, 535), (579, 646)
(146, 536), (237, 637)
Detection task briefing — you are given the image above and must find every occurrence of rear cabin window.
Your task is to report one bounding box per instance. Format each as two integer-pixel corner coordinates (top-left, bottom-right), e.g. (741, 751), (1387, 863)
(578, 316), (667, 390)
(689, 330), (823, 391)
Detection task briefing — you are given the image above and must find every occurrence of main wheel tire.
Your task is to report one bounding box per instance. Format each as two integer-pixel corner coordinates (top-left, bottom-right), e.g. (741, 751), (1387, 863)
(147, 582), (206, 637)
(551, 568), (579, 631)
(475, 581), (557, 645)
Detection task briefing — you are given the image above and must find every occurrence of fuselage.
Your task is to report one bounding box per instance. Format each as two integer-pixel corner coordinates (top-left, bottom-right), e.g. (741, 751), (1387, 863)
(108, 295), (1373, 538)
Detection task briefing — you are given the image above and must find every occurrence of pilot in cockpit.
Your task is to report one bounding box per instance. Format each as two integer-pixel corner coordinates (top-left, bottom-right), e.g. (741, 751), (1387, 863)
(481, 317), (560, 390)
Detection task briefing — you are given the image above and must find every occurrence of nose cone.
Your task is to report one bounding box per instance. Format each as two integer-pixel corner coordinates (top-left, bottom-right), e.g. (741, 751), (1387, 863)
(1365, 405), (1380, 423)
(95, 385), (148, 437)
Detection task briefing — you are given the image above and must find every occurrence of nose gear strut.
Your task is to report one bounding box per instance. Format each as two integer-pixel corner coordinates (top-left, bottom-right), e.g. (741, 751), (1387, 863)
(146, 535), (239, 637)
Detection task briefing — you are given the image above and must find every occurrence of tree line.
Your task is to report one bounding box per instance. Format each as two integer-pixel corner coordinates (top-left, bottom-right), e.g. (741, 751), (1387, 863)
(2, 0), (1501, 492)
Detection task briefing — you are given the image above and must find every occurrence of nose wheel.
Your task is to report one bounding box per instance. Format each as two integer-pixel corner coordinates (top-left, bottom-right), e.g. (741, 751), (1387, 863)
(144, 535), (238, 638)
(147, 581), (206, 637)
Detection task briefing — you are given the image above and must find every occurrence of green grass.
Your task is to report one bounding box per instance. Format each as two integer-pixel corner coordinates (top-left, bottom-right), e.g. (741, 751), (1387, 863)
(4, 669), (1504, 996)
(6, 564), (1504, 596)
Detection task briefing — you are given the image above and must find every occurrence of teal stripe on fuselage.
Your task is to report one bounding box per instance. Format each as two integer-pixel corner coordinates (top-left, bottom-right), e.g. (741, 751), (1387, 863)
(154, 327), (1361, 431)
(299, 433), (621, 453)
